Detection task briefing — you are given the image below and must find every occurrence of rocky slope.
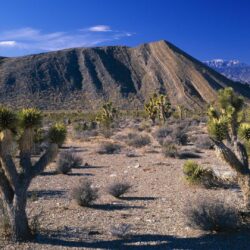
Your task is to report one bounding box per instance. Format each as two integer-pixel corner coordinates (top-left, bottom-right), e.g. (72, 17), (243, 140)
(204, 59), (250, 84)
(0, 40), (249, 110)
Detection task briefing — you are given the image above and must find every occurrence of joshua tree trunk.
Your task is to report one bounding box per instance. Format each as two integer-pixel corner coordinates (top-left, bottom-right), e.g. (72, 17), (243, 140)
(214, 140), (250, 210)
(5, 192), (31, 241)
(238, 174), (250, 210)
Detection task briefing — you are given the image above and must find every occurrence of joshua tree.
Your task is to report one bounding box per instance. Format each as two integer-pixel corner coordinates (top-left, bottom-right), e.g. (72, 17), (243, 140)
(0, 107), (66, 241)
(96, 102), (118, 129)
(176, 105), (187, 120)
(144, 93), (172, 124)
(208, 87), (250, 209)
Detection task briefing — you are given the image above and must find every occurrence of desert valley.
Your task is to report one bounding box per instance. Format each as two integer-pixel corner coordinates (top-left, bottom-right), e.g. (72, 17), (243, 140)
(1, 1), (250, 249)
(0, 41), (250, 249)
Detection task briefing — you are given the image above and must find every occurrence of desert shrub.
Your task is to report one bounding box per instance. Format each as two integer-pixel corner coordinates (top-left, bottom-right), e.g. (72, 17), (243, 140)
(171, 125), (188, 145)
(74, 122), (88, 131)
(127, 133), (151, 148)
(186, 199), (240, 232)
(155, 127), (171, 139)
(74, 121), (98, 133)
(56, 158), (72, 174)
(100, 128), (114, 138)
(70, 153), (83, 168)
(57, 151), (82, 174)
(162, 143), (179, 158)
(72, 180), (98, 207)
(183, 160), (218, 187)
(137, 121), (152, 132)
(74, 129), (99, 140)
(192, 134), (214, 150)
(57, 150), (82, 172)
(97, 142), (121, 154)
(110, 223), (132, 238)
(156, 122), (189, 146)
(107, 182), (132, 198)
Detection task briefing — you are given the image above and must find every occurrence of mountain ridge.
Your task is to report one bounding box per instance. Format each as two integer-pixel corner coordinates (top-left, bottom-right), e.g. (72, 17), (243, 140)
(204, 59), (250, 84)
(0, 40), (249, 110)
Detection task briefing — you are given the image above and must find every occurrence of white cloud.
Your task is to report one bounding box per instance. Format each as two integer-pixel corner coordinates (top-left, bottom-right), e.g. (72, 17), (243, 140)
(0, 26), (134, 55)
(0, 41), (17, 47)
(88, 25), (111, 32)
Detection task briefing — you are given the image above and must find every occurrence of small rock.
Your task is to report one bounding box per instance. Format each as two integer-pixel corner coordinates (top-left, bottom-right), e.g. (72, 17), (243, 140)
(134, 163), (141, 168)
(126, 152), (137, 157)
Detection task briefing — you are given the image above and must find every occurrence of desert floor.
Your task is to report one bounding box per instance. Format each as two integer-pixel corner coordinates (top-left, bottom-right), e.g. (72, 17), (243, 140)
(2, 121), (250, 250)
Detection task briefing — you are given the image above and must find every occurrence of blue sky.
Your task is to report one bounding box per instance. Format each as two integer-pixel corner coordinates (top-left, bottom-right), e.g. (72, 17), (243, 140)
(1, 0), (250, 63)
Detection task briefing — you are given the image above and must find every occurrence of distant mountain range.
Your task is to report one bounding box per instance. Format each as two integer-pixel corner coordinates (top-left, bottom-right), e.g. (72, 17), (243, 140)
(204, 59), (250, 84)
(0, 41), (250, 110)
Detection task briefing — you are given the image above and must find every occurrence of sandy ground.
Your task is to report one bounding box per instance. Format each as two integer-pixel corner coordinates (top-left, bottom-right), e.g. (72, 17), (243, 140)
(1, 123), (250, 249)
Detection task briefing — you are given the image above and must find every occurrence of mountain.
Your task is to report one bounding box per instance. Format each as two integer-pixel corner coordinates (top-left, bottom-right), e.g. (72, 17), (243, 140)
(0, 40), (249, 110)
(204, 59), (250, 84)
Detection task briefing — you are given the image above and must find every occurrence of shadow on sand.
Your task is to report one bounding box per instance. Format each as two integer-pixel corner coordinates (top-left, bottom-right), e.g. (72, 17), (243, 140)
(89, 203), (144, 211)
(35, 230), (250, 249)
(28, 189), (66, 200)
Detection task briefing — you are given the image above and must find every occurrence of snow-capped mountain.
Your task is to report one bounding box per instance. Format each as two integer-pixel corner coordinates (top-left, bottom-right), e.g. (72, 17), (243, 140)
(204, 59), (250, 84)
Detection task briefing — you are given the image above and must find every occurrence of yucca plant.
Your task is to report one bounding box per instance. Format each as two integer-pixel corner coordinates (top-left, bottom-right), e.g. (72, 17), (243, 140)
(0, 106), (18, 132)
(48, 123), (67, 146)
(0, 107), (67, 241)
(207, 87), (250, 209)
(18, 108), (42, 129)
(144, 93), (172, 124)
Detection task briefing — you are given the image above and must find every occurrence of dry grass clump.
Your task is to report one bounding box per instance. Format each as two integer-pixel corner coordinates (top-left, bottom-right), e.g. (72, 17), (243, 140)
(107, 182), (132, 198)
(156, 122), (189, 146)
(73, 121), (99, 140)
(127, 133), (151, 148)
(185, 198), (241, 232)
(137, 121), (152, 132)
(110, 223), (132, 238)
(162, 143), (179, 158)
(97, 142), (121, 154)
(56, 150), (82, 174)
(71, 179), (98, 207)
(192, 134), (214, 150)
